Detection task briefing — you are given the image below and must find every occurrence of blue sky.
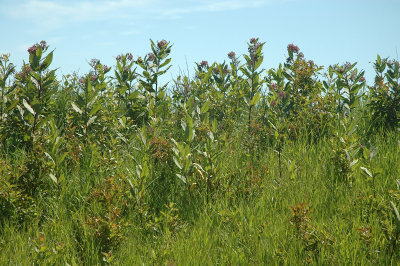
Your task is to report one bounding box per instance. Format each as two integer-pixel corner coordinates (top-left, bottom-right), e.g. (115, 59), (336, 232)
(1, 0), (400, 83)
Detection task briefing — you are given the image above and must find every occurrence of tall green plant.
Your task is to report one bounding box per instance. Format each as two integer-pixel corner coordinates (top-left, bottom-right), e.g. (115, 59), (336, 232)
(240, 38), (265, 133)
(368, 55), (400, 130)
(137, 39), (172, 118)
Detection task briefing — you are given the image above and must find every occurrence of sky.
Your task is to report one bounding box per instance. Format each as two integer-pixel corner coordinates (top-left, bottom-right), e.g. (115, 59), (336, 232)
(1, 0), (400, 84)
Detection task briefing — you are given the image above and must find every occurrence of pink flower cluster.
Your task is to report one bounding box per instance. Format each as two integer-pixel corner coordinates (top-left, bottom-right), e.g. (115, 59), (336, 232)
(269, 83), (278, 91)
(157, 39), (168, 49)
(287, 43), (299, 53)
(27, 40), (49, 54)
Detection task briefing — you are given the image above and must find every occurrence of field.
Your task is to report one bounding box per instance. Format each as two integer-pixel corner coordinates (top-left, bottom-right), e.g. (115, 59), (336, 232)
(1, 39), (400, 264)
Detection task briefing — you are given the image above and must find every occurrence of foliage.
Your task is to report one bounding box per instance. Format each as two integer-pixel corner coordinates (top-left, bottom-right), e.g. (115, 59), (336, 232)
(1, 39), (400, 265)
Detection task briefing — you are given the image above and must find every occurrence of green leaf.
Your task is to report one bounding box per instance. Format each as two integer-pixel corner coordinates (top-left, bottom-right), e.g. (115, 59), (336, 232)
(250, 92), (261, 106)
(240, 67), (252, 79)
(176, 174), (187, 184)
(23, 99), (36, 115)
(212, 118), (217, 133)
(377, 54), (381, 66)
(185, 115), (194, 142)
(29, 52), (40, 71)
(391, 201), (400, 222)
(40, 51), (53, 70)
(254, 55), (263, 70)
(49, 173), (58, 184)
(160, 58), (171, 68)
(173, 156), (182, 169)
(89, 103), (101, 116)
(360, 166), (373, 178)
(71, 102), (82, 114)
(202, 65), (213, 84)
(87, 116), (97, 126)
(201, 100), (210, 114)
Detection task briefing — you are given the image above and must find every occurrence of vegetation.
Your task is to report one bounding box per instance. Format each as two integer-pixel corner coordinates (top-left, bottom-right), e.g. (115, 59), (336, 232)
(0, 39), (400, 264)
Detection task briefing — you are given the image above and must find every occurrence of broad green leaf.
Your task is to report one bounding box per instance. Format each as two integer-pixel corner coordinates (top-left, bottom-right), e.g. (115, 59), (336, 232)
(360, 166), (373, 178)
(250, 92), (261, 106)
(40, 51), (53, 70)
(49, 173), (58, 184)
(212, 118), (217, 133)
(160, 58), (171, 68)
(173, 156), (182, 169)
(71, 102), (82, 114)
(254, 55), (263, 70)
(377, 54), (381, 65)
(89, 103), (101, 116)
(176, 174), (187, 184)
(23, 99), (36, 115)
(202, 65), (213, 84)
(201, 100), (210, 114)
(87, 116), (97, 126)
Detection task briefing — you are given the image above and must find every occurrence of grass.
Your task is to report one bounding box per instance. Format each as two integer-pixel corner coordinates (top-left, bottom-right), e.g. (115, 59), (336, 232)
(1, 130), (399, 264)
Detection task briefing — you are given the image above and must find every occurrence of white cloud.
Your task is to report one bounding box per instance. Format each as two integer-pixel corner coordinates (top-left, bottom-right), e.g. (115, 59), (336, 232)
(2, 0), (287, 33)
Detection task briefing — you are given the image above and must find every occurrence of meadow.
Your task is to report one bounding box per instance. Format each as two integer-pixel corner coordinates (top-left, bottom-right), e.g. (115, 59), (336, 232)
(1, 38), (400, 264)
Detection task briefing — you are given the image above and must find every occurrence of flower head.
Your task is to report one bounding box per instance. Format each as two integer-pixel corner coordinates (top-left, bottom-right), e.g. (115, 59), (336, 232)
(287, 43), (300, 53)
(116, 55), (122, 62)
(270, 99), (277, 107)
(39, 40), (48, 49)
(147, 53), (155, 62)
(278, 90), (286, 99)
(127, 53), (133, 61)
(200, 60), (208, 67)
(228, 51), (236, 59)
(28, 45), (37, 54)
(103, 65), (110, 72)
(157, 39), (168, 49)
(269, 83), (278, 91)
(250, 37), (257, 44)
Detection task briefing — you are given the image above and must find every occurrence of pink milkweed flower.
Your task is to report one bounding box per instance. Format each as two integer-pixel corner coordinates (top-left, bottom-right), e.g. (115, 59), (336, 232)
(157, 39), (168, 49)
(200, 60), (208, 67)
(287, 43), (299, 53)
(90, 75), (96, 82)
(127, 53), (133, 61)
(228, 51), (236, 59)
(360, 77), (365, 82)
(103, 65), (110, 72)
(116, 55), (122, 62)
(28, 45), (37, 54)
(39, 40), (48, 49)
(269, 83), (278, 91)
(147, 53), (155, 62)
(278, 90), (286, 99)
(270, 99), (277, 107)
(250, 37), (257, 44)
